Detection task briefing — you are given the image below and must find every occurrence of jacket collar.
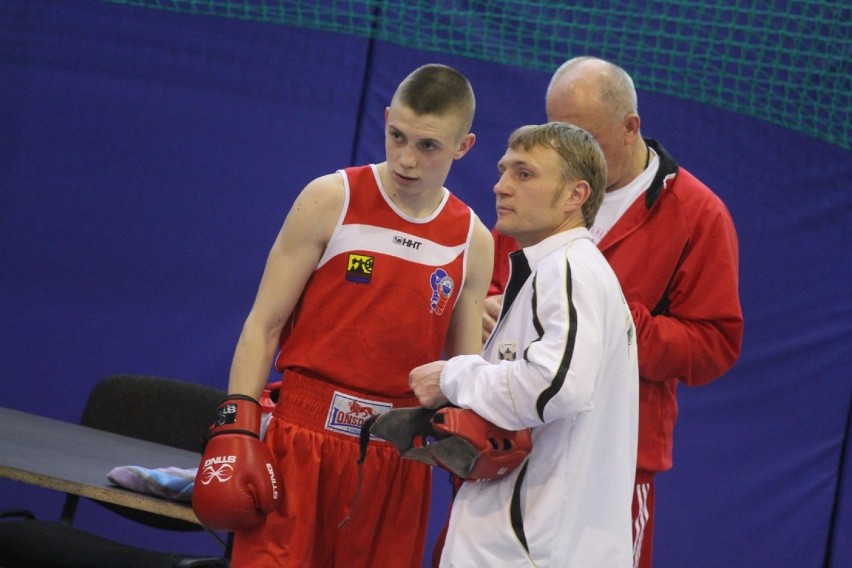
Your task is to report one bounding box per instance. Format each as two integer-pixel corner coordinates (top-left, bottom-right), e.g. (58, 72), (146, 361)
(497, 228), (592, 333)
(644, 138), (679, 208)
(520, 227), (592, 271)
(596, 139), (679, 252)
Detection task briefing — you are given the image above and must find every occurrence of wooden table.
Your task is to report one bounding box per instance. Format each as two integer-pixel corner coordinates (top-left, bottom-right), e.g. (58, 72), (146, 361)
(0, 406), (201, 523)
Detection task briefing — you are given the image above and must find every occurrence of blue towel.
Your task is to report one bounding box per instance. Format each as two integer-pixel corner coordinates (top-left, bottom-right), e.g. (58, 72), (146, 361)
(107, 465), (196, 502)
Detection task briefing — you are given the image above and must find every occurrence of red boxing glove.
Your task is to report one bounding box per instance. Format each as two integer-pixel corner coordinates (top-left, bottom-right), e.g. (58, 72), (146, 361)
(192, 395), (281, 531)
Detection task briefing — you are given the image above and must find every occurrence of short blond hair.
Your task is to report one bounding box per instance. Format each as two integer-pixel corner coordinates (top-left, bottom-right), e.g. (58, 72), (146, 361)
(508, 122), (607, 227)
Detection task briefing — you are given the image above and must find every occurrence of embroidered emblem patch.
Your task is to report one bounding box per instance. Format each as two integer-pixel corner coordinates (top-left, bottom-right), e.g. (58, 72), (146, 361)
(429, 268), (454, 315)
(346, 253), (374, 284)
(326, 391), (392, 437)
(498, 342), (517, 361)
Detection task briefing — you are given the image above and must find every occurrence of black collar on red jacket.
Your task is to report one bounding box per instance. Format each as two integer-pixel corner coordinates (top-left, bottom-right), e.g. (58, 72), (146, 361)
(644, 138), (680, 209)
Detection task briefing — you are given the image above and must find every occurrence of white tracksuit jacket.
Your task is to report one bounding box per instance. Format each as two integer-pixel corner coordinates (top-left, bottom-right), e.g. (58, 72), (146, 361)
(439, 228), (639, 567)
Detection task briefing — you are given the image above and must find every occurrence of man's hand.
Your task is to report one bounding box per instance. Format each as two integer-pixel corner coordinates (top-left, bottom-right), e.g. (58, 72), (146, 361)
(409, 361), (450, 409)
(482, 294), (503, 344)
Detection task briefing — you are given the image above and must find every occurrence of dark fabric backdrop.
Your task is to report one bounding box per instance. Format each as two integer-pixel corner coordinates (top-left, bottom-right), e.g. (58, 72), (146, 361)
(1, 2), (850, 566)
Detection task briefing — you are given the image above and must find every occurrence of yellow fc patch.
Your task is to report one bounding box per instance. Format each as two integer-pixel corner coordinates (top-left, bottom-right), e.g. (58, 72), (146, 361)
(346, 253), (374, 284)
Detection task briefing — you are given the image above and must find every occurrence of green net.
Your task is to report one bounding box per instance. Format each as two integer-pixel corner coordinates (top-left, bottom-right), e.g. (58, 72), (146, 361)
(100, 0), (850, 150)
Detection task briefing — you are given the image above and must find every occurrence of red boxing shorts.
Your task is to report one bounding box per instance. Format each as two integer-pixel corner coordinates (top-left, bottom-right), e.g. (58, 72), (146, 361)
(230, 371), (430, 568)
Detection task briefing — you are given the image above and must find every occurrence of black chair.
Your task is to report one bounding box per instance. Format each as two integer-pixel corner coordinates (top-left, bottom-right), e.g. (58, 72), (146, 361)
(0, 374), (229, 568)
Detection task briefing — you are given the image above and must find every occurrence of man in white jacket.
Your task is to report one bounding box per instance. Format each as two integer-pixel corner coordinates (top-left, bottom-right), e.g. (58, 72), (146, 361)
(410, 122), (639, 567)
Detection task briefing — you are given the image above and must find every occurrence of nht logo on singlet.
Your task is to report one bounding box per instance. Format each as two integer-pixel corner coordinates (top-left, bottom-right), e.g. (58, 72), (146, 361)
(393, 235), (422, 250)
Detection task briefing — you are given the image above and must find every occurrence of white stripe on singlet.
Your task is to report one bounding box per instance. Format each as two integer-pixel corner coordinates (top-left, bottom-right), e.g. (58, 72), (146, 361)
(633, 482), (650, 568)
